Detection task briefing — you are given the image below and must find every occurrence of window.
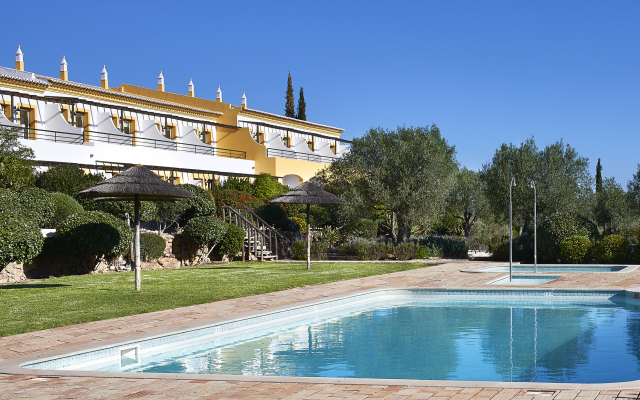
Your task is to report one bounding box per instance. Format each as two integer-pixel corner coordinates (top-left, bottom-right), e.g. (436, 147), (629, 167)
(20, 108), (30, 139)
(199, 130), (208, 144)
(74, 112), (84, 129)
(282, 135), (290, 148)
(330, 143), (337, 154)
(307, 139), (315, 152)
(122, 120), (131, 135)
(164, 125), (175, 139)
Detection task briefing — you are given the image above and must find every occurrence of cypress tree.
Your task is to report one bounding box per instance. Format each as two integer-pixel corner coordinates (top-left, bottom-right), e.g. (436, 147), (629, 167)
(596, 158), (603, 194)
(296, 87), (306, 121)
(285, 72), (295, 118)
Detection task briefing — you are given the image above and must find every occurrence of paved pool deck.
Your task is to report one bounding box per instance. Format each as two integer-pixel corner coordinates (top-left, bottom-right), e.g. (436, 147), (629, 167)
(2, 260), (640, 399)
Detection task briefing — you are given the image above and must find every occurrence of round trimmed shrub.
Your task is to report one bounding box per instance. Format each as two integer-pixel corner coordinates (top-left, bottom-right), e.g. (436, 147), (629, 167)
(216, 224), (245, 261)
(177, 184), (217, 222)
(46, 192), (84, 228)
(560, 235), (593, 264)
(183, 216), (227, 248)
(57, 211), (132, 273)
(140, 233), (166, 261)
(595, 235), (632, 264)
(0, 212), (44, 270)
(17, 186), (56, 228)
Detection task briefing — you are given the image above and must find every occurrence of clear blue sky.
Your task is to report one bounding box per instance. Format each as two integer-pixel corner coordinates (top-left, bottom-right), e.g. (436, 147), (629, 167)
(4, 0), (639, 186)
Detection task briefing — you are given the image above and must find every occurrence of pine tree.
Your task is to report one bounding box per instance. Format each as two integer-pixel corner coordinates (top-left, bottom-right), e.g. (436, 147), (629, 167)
(596, 158), (603, 194)
(296, 87), (307, 121)
(285, 72), (295, 118)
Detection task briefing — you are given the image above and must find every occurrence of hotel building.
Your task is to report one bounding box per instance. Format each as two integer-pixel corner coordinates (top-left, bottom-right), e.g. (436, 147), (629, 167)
(0, 46), (350, 188)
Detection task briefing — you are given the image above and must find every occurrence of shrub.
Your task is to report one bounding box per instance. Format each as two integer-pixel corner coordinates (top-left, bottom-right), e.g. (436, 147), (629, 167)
(395, 242), (421, 260)
(209, 187), (264, 211)
(415, 244), (439, 259)
(316, 226), (340, 247)
(0, 188), (20, 216)
(31, 235), (76, 276)
(57, 211), (132, 273)
(418, 235), (468, 258)
(348, 219), (378, 239)
(539, 213), (599, 263)
(182, 216), (227, 248)
(0, 212), (44, 270)
(252, 173), (288, 202)
(594, 235), (632, 264)
(177, 184), (216, 222)
(340, 237), (391, 260)
(292, 240), (328, 260)
(560, 235), (593, 264)
(35, 165), (103, 196)
(631, 244), (640, 265)
(291, 217), (307, 232)
(17, 187), (56, 228)
(216, 224), (245, 261)
(255, 204), (288, 228)
(280, 218), (300, 232)
(140, 233), (166, 261)
(46, 192), (84, 228)
(221, 175), (253, 193)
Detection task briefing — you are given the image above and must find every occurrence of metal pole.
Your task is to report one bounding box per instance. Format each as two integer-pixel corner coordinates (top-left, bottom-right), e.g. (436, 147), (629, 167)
(533, 183), (537, 272)
(307, 204), (311, 270)
(135, 194), (141, 291)
(509, 177), (516, 282)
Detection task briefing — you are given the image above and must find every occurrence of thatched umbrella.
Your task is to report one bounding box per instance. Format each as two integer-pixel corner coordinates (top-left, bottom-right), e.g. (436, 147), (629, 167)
(79, 165), (193, 291)
(270, 182), (346, 270)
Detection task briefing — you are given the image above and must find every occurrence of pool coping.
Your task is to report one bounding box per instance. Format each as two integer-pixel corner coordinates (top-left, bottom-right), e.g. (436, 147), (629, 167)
(461, 263), (639, 274)
(3, 286), (640, 391)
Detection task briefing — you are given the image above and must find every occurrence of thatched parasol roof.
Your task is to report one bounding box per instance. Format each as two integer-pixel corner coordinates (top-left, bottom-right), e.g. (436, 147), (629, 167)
(78, 165), (193, 201)
(269, 182), (346, 205)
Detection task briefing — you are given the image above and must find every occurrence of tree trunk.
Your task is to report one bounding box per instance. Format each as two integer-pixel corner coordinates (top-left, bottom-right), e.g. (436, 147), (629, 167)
(397, 214), (412, 244)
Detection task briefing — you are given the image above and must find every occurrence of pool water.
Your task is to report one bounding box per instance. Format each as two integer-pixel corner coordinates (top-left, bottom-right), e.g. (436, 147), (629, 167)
(24, 290), (640, 384)
(477, 265), (627, 273)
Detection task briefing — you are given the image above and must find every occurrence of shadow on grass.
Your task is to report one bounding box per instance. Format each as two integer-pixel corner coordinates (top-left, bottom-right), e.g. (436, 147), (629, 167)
(0, 284), (72, 290)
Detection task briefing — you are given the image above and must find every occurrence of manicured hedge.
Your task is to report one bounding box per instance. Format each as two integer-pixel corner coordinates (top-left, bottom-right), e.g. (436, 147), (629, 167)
(35, 165), (103, 196)
(57, 211), (132, 273)
(46, 192), (84, 229)
(17, 186), (56, 228)
(560, 235), (593, 264)
(140, 233), (166, 261)
(0, 212), (44, 270)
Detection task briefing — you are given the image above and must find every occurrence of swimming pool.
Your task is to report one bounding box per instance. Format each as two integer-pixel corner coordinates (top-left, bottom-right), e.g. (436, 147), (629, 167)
(487, 275), (562, 285)
(20, 289), (640, 384)
(471, 265), (629, 273)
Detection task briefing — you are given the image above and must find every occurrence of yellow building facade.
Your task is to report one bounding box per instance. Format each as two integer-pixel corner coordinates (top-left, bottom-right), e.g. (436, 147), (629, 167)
(0, 47), (350, 187)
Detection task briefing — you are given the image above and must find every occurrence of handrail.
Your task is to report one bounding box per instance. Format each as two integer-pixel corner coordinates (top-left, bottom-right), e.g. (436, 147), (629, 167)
(0, 123), (246, 159)
(237, 207), (284, 240)
(266, 148), (337, 164)
(220, 206), (277, 261)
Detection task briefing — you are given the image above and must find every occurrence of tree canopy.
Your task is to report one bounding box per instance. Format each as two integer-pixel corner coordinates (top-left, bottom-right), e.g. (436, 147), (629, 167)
(285, 72), (295, 118)
(296, 87), (306, 120)
(447, 168), (488, 239)
(0, 126), (35, 191)
(481, 137), (592, 234)
(320, 125), (458, 243)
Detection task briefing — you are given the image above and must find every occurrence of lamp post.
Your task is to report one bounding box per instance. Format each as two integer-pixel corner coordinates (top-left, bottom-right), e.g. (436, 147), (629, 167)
(510, 177), (516, 282)
(529, 180), (537, 273)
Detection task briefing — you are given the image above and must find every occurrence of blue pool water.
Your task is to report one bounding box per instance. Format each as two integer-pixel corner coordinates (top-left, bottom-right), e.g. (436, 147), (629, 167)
(25, 290), (640, 384)
(478, 265), (627, 273)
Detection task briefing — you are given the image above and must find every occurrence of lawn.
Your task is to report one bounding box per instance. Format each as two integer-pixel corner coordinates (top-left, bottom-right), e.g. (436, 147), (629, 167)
(0, 261), (432, 337)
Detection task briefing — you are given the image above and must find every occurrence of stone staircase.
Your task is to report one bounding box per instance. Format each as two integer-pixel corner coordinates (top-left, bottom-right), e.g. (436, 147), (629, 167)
(220, 206), (284, 261)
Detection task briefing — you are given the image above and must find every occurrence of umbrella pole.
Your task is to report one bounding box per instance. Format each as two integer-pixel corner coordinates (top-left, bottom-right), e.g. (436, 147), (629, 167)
(306, 203), (311, 270)
(135, 194), (141, 291)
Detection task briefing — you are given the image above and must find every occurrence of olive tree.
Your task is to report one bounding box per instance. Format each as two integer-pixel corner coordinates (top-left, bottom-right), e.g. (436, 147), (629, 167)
(321, 125), (458, 243)
(447, 168), (488, 239)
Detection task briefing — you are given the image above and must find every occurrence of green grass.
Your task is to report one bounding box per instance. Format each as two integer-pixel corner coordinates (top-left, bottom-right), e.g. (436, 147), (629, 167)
(0, 261), (431, 337)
